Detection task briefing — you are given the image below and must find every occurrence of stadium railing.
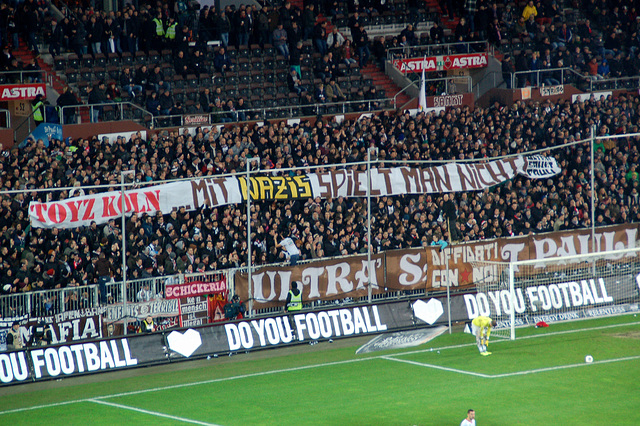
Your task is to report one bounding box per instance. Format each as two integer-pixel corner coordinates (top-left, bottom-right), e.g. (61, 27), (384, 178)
(57, 97), (397, 128)
(0, 69), (50, 85)
(150, 98), (392, 128)
(0, 269), (233, 320)
(0, 252), (430, 320)
(0, 108), (10, 128)
(58, 101), (154, 126)
(510, 68), (640, 93)
(386, 40), (490, 61)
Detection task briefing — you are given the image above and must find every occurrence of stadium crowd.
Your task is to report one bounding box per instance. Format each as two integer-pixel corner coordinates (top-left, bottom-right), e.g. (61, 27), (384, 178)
(1, 0), (640, 304)
(2, 0), (639, 120)
(2, 93), (640, 299)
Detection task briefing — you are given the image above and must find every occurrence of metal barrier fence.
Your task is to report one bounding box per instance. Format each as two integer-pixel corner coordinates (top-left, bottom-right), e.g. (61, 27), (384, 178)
(386, 40), (490, 61)
(0, 259), (428, 320)
(58, 97), (395, 129)
(0, 69), (49, 85)
(0, 270), (233, 321)
(0, 285), (99, 319)
(58, 101), (154, 126)
(0, 108), (10, 128)
(510, 68), (640, 93)
(150, 98), (393, 128)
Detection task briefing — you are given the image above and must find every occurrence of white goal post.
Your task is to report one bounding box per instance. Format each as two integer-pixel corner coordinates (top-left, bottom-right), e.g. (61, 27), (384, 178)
(469, 247), (640, 340)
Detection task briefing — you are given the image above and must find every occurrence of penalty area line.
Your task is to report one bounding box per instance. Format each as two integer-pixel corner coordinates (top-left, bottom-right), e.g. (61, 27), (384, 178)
(491, 354), (640, 378)
(381, 354), (640, 379)
(88, 399), (221, 426)
(380, 355), (492, 378)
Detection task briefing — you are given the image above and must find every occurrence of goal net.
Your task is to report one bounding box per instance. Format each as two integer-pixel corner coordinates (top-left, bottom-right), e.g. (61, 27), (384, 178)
(470, 247), (640, 340)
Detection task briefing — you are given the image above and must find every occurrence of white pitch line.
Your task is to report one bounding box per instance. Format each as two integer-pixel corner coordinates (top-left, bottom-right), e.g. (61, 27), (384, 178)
(0, 357), (375, 415)
(89, 399), (220, 426)
(380, 354), (640, 379)
(490, 355), (640, 378)
(94, 357), (370, 400)
(0, 320), (637, 416)
(380, 356), (492, 378)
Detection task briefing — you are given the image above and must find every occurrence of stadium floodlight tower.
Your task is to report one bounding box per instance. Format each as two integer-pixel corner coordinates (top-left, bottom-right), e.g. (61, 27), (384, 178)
(246, 157), (259, 315)
(121, 169), (135, 334)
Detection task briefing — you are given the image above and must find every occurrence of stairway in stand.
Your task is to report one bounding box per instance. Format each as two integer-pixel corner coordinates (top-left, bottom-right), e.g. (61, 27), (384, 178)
(423, 0), (459, 30)
(363, 63), (411, 108)
(12, 42), (65, 97)
(12, 39), (89, 124)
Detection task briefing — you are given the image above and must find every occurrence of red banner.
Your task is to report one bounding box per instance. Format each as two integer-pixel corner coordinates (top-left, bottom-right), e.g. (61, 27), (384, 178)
(0, 83), (46, 101)
(165, 279), (227, 299)
(393, 53), (488, 73)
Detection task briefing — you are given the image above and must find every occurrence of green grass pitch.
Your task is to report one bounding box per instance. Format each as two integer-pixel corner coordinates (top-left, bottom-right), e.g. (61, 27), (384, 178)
(1, 315), (639, 425)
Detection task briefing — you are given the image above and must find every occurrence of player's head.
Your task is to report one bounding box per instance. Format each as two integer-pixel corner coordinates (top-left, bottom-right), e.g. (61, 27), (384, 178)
(467, 409), (475, 419)
(491, 320), (497, 327)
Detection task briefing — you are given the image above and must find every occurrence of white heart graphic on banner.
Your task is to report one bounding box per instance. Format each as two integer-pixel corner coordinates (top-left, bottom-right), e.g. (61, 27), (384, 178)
(167, 329), (202, 358)
(412, 299), (444, 325)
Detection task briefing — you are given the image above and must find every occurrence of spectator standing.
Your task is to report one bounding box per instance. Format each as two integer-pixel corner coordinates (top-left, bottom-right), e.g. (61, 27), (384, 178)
(31, 94), (45, 127)
(275, 232), (301, 265)
(88, 81), (108, 123)
(217, 11), (230, 47)
(313, 20), (328, 56)
(352, 23), (371, 68)
(302, 4), (316, 40)
(257, 5), (271, 46)
(86, 15), (103, 55)
(45, 18), (63, 57)
(502, 55), (514, 89)
(56, 86), (78, 125)
(95, 251), (113, 304)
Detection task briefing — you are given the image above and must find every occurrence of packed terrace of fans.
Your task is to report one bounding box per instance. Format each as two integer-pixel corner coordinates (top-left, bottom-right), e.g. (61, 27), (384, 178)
(2, 94), (640, 295)
(1, 0), (640, 296)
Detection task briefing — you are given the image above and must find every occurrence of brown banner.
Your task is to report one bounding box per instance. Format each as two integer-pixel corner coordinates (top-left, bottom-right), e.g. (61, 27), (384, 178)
(235, 253), (385, 309)
(236, 224), (639, 307)
(426, 223), (638, 289)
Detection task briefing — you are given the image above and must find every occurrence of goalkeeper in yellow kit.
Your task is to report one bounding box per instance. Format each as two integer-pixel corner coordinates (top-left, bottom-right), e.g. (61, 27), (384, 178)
(472, 316), (497, 356)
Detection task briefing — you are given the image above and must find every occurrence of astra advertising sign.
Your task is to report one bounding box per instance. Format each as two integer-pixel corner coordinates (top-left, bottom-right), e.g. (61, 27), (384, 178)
(393, 53), (488, 73)
(0, 83), (46, 101)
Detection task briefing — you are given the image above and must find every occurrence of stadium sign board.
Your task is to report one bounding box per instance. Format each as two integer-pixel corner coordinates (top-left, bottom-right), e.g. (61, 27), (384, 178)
(0, 299), (432, 386)
(0, 83), (46, 101)
(393, 53), (488, 73)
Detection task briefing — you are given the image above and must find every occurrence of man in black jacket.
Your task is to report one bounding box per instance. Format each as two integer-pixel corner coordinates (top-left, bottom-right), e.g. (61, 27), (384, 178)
(56, 86), (78, 124)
